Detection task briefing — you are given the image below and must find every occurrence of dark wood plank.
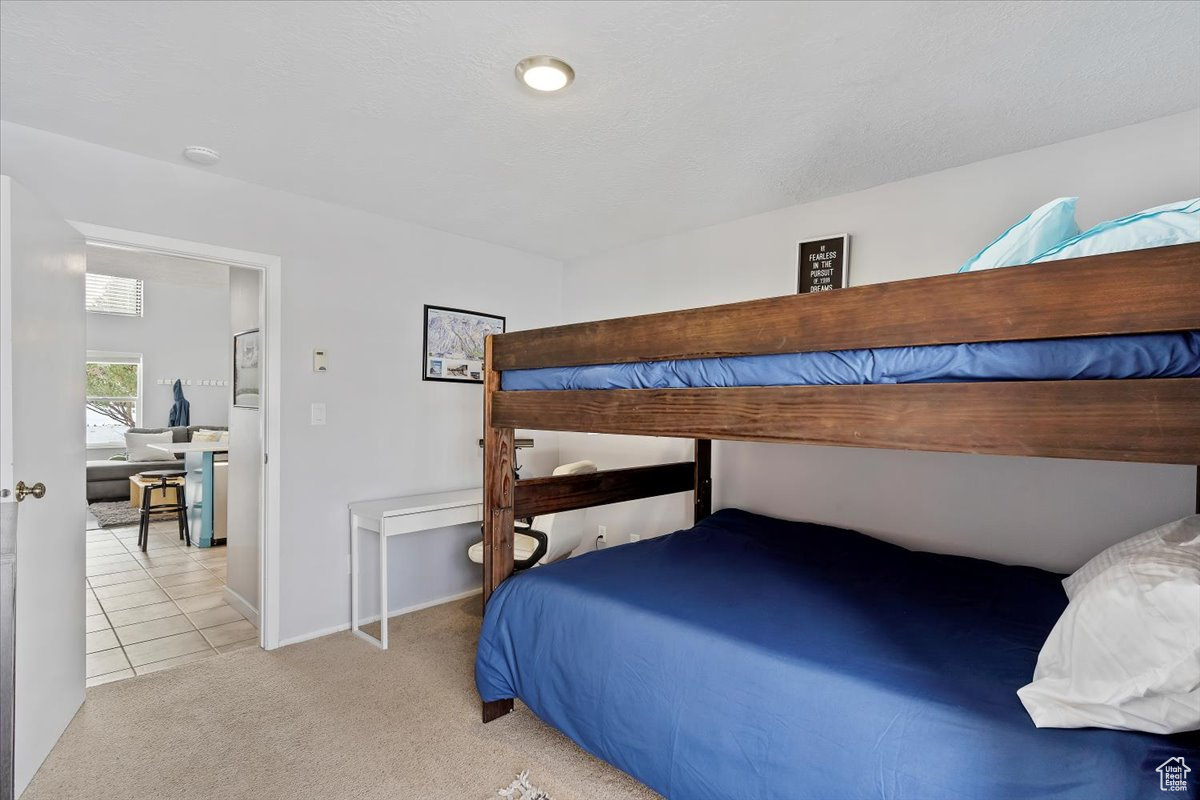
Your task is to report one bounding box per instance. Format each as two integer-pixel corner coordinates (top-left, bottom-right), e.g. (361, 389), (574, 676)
(481, 335), (515, 723)
(694, 440), (712, 523)
(493, 379), (1200, 464)
(482, 699), (514, 723)
(492, 244), (1200, 370)
(482, 337), (515, 607)
(514, 462), (695, 518)
(483, 505), (514, 599)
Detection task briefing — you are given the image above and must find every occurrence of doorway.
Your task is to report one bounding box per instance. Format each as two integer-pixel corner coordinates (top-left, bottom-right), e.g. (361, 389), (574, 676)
(72, 223), (282, 656)
(81, 247), (265, 683)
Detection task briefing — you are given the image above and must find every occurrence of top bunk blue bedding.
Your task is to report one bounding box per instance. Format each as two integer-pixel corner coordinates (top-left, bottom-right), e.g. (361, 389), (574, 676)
(500, 331), (1200, 391)
(476, 509), (1199, 800)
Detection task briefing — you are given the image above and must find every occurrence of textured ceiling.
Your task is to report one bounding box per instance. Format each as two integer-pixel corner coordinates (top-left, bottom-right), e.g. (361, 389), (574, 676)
(2, 1), (1198, 260)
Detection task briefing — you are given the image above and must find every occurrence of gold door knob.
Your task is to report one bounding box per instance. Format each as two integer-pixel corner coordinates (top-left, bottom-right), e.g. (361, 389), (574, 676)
(14, 481), (46, 502)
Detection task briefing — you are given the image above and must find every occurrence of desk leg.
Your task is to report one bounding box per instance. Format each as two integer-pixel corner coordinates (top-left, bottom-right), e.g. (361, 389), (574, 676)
(378, 530), (388, 650)
(350, 518), (386, 650)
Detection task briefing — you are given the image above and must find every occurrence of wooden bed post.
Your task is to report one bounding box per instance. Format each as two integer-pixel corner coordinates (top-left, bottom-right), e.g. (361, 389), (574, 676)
(482, 335), (515, 723)
(694, 439), (712, 523)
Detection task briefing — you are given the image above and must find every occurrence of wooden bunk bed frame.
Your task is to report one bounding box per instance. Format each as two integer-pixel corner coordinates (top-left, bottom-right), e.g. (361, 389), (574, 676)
(479, 242), (1200, 722)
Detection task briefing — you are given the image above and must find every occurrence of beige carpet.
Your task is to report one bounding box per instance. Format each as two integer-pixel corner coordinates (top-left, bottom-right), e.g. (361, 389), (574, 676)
(23, 598), (662, 800)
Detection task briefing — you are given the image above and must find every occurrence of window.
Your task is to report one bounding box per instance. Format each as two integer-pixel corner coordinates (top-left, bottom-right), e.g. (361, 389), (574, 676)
(86, 354), (141, 448)
(85, 273), (143, 316)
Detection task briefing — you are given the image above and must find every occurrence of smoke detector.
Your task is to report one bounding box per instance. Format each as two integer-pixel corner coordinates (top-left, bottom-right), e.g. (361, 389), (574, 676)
(182, 146), (220, 166)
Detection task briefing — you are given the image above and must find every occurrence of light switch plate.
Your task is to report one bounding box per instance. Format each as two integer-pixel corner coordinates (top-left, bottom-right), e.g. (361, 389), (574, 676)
(311, 402), (326, 425)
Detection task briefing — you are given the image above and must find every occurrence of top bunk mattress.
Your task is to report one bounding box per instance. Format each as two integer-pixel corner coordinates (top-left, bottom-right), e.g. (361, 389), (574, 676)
(500, 331), (1200, 391)
(476, 509), (1199, 800)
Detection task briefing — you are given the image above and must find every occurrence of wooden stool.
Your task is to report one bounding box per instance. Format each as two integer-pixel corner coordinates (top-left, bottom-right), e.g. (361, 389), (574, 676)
(136, 469), (189, 552)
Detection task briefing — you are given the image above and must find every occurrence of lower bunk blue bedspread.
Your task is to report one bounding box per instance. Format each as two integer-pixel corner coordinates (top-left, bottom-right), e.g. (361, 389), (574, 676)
(500, 331), (1200, 390)
(476, 509), (1198, 800)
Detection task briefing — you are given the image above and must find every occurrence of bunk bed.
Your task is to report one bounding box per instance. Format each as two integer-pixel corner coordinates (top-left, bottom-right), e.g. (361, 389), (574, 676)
(474, 243), (1200, 800)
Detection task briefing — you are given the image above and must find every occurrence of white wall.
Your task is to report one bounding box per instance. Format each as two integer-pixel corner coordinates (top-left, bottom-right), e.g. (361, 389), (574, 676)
(0, 121), (563, 643)
(87, 270), (231, 448)
(7, 108), (1197, 642)
(560, 110), (1200, 572)
(225, 266), (261, 623)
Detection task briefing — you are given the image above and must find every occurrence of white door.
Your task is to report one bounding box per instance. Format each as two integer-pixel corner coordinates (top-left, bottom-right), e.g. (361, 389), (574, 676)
(0, 175), (87, 797)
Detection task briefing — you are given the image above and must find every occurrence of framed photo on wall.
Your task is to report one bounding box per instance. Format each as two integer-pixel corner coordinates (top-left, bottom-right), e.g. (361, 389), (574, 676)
(797, 234), (850, 293)
(233, 328), (261, 408)
(422, 305), (505, 384)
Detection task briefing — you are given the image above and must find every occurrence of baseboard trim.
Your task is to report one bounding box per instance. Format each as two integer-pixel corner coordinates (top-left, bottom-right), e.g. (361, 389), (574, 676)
(223, 586), (260, 628)
(277, 587), (482, 648)
(277, 621), (349, 648)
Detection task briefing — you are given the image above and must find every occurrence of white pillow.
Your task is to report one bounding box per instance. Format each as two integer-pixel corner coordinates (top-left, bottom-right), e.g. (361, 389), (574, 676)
(191, 429), (228, 443)
(1018, 517), (1200, 734)
(1062, 515), (1200, 599)
(125, 430), (175, 462)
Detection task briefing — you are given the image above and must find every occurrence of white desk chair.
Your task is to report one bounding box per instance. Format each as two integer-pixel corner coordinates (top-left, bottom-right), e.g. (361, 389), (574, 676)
(468, 460), (597, 569)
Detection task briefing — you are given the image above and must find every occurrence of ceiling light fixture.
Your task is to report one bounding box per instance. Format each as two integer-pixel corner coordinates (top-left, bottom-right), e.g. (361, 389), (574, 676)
(515, 55), (574, 92)
(182, 145), (220, 166)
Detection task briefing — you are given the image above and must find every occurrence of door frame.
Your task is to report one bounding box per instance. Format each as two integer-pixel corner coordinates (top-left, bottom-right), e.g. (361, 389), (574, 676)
(70, 222), (284, 651)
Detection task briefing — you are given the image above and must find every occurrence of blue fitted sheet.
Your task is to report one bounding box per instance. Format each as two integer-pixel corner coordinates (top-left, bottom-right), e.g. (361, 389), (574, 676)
(476, 509), (1199, 800)
(500, 331), (1200, 390)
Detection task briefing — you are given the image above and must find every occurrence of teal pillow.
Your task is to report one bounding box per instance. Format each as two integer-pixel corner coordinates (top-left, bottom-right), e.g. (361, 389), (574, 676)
(1031, 198), (1200, 263)
(958, 197), (1079, 273)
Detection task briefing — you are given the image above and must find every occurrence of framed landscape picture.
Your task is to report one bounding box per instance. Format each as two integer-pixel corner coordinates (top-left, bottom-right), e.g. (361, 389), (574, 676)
(422, 305), (505, 384)
(233, 328), (261, 408)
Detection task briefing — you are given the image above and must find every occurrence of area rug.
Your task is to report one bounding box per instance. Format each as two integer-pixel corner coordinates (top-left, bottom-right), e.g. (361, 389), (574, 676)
(498, 771), (553, 800)
(88, 501), (140, 528)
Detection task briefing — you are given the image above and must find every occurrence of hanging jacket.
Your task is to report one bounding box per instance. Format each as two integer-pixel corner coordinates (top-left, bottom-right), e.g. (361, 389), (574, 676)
(168, 379), (190, 427)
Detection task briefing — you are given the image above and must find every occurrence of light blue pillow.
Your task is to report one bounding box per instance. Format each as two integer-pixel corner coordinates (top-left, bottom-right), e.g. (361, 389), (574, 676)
(1030, 198), (1200, 263)
(958, 197), (1079, 273)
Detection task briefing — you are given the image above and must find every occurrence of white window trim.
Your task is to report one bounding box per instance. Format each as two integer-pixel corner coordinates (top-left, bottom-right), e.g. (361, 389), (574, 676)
(86, 350), (142, 449)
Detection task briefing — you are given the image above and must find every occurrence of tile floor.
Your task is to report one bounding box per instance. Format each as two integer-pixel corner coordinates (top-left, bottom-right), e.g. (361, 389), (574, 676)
(85, 517), (258, 687)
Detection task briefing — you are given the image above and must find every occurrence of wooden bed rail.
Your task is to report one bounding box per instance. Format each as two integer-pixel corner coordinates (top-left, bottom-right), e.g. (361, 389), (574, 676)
(492, 243), (1200, 370)
(514, 461), (695, 517)
(493, 380), (1200, 465)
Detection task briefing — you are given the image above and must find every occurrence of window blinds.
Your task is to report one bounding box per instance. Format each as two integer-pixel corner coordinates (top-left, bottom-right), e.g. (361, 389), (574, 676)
(85, 273), (143, 316)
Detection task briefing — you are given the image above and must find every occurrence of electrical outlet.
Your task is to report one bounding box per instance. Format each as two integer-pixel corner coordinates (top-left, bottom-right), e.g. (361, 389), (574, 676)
(596, 525), (608, 549)
(629, 533), (641, 543)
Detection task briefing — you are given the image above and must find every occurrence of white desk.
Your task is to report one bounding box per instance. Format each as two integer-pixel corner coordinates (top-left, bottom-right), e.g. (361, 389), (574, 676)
(348, 488), (482, 649)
